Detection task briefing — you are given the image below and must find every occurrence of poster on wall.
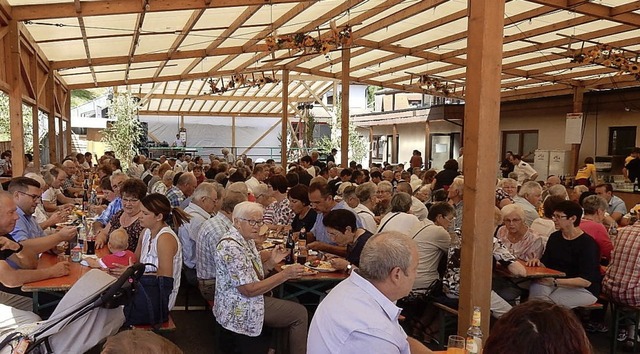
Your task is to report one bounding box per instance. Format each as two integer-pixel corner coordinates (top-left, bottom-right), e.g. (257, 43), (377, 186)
(565, 113), (583, 144)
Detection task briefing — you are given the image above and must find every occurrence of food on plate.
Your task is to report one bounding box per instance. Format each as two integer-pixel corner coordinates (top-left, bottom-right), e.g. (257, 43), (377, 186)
(307, 260), (335, 271)
(281, 264), (318, 275)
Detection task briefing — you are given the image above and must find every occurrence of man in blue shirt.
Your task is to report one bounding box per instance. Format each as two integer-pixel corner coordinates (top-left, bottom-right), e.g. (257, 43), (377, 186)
(307, 180), (362, 257)
(8, 177), (77, 268)
(0, 187), (71, 313)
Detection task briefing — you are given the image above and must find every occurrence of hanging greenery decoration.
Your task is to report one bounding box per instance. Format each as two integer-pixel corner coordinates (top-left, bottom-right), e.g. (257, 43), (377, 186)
(205, 72), (280, 95)
(410, 73), (465, 98)
(265, 21), (352, 55)
(101, 91), (142, 171)
(571, 43), (640, 79)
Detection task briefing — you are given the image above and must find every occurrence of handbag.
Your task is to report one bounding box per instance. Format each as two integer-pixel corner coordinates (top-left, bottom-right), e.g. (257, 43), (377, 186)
(123, 264), (174, 329)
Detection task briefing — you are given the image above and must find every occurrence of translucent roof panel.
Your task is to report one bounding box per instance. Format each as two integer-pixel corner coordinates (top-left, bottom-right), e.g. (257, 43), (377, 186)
(9, 0), (640, 112)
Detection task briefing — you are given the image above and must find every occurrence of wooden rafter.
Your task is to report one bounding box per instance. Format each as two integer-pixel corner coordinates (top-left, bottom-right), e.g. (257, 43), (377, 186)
(12, 0), (316, 20)
(180, 5), (260, 78)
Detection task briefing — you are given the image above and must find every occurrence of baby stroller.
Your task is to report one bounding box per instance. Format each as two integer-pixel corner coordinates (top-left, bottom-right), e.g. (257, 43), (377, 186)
(0, 263), (145, 354)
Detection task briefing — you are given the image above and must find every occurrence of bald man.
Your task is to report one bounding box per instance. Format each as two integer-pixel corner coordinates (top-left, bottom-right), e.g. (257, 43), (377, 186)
(166, 172), (197, 207)
(61, 160), (83, 197)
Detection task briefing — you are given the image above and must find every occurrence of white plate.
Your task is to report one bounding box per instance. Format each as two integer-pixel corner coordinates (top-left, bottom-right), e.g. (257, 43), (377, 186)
(304, 261), (336, 273)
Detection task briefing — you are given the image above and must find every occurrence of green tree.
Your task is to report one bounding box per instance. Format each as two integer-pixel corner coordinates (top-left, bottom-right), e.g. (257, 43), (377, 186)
(315, 98), (368, 164)
(101, 91), (142, 171)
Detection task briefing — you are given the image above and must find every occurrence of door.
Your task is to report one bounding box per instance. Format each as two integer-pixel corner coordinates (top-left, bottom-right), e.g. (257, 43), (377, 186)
(430, 134), (451, 170)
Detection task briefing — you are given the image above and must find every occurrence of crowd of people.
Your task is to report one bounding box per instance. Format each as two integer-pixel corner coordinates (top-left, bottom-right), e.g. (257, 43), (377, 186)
(1, 145), (640, 353)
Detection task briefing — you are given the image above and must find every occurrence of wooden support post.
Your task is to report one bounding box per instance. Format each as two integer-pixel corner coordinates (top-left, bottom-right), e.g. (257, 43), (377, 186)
(341, 48), (350, 168)
(424, 121), (431, 169)
(46, 71), (57, 163)
(65, 119), (71, 156)
(58, 117), (63, 161)
(369, 126), (373, 166)
(32, 105), (39, 167)
(7, 19), (24, 176)
(458, 0), (506, 337)
(570, 86), (584, 175)
(391, 124), (398, 164)
(231, 116), (236, 157)
(281, 70), (289, 168)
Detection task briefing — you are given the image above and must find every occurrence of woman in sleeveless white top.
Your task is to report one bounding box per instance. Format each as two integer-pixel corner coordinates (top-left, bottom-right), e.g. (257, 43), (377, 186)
(139, 226), (182, 309)
(136, 193), (191, 311)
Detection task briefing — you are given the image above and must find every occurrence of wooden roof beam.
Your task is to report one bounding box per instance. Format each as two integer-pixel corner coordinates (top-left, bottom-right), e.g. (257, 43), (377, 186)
(146, 93), (315, 102)
(313, 8), (468, 73)
(217, 0), (359, 76)
(52, 44), (266, 70)
(611, 2), (640, 16)
(12, 0), (316, 21)
(153, 9), (206, 80)
(124, 9), (149, 83)
(527, 0), (640, 27)
(381, 23), (636, 86)
(138, 110), (283, 118)
(440, 15), (594, 60)
(180, 5), (259, 77)
(277, 0), (430, 71)
(73, 0), (97, 86)
(349, 5), (557, 80)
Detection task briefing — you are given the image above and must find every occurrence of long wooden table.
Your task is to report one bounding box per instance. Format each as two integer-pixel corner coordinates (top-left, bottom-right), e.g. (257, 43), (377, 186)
(275, 263), (347, 310)
(494, 260), (566, 279)
(22, 248), (109, 313)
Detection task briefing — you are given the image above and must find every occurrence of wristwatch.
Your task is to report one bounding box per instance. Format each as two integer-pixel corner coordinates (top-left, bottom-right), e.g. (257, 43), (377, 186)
(14, 242), (23, 254)
(346, 264), (353, 273)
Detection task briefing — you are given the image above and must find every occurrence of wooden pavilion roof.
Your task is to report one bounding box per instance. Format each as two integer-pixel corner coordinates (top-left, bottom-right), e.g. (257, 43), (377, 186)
(7, 0), (640, 116)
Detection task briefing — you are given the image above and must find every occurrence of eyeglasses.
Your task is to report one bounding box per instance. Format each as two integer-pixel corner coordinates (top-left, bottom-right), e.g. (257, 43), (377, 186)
(503, 218), (522, 224)
(122, 198), (140, 204)
(18, 191), (42, 202)
(443, 215), (455, 222)
(237, 218), (264, 227)
(551, 214), (569, 220)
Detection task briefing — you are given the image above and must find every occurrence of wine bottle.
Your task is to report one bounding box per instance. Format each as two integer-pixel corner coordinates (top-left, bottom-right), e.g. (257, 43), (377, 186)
(284, 230), (295, 265)
(297, 227), (308, 265)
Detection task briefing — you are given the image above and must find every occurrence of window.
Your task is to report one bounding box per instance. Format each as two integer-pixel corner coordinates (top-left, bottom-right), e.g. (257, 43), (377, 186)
(372, 136), (384, 159)
(502, 130), (538, 162)
(608, 126), (636, 156)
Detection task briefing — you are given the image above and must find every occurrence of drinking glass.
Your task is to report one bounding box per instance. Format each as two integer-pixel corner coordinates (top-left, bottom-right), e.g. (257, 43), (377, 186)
(447, 335), (465, 354)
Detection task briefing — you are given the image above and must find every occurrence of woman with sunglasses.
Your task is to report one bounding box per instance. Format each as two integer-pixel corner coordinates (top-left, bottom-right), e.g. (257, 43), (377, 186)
(95, 179), (147, 251)
(527, 200), (601, 308)
(214, 201), (308, 354)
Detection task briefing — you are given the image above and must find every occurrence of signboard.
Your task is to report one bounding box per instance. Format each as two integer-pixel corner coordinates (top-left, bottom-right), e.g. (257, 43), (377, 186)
(565, 113), (583, 144)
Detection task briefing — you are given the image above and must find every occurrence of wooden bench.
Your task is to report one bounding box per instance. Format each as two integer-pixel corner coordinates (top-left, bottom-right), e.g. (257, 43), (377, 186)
(576, 303), (604, 311)
(131, 315), (177, 332)
(610, 302), (640, 354)
(432, 302), (458, 350)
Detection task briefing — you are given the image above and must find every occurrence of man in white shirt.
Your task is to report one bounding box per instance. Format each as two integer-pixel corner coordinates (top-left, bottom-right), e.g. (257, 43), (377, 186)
(396, 182), (428, 221)
(308, 232), (432, 354)
(513, 181), (542, 226)
(511, 154), (538, 183)
(245, 164), (266, 194)
(343, 185), (377, 234)
(300, 156), (316, 177)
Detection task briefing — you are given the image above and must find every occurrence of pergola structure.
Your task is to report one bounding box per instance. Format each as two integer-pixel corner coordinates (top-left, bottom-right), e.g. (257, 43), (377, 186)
(3, 0), (640, 336)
